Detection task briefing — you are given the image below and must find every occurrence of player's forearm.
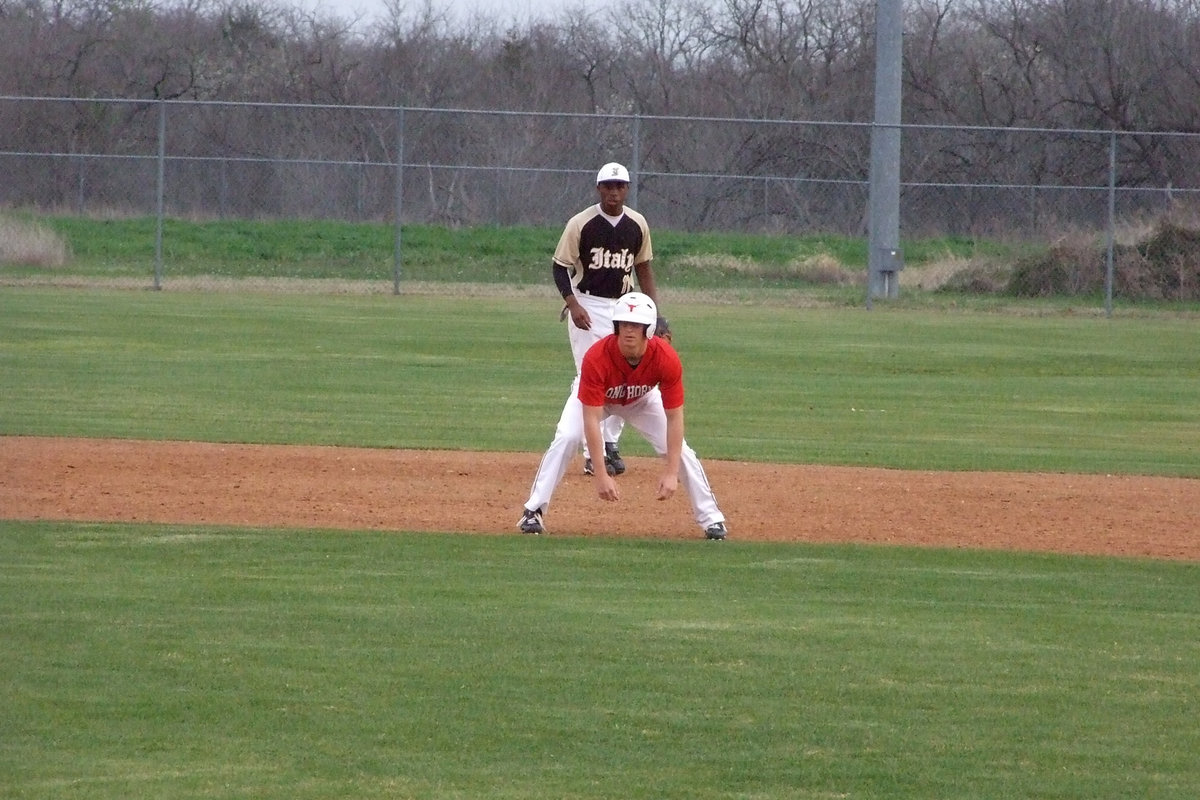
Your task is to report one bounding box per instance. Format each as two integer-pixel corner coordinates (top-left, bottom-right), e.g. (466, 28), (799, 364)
(664, 407), (684, 475)
(553, 263), (575, 300)
(582, 405), (607, 467)
(634, 262), (658, 304)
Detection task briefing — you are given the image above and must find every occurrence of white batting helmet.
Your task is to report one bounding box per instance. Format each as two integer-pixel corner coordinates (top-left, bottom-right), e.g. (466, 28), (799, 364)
(612, 292), (657, 338)
(596, 162), (631, 184)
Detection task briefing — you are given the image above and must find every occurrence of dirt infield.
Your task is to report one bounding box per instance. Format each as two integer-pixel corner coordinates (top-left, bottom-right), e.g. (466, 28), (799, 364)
(2, 436), (1197, 561)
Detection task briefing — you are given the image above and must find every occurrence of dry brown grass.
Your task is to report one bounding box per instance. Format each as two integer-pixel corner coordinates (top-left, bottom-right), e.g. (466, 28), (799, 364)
(0, 216), (71, 267)
(672, 252), (860, 285)
(904, 258), (969, 291)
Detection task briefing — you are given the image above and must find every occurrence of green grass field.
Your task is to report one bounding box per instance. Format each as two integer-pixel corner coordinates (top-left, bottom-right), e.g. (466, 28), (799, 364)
(3, 523), (1198, 799)
(5, 216), (1033, 300)
(2, 289), (1198, 474)
(3, 221), (1200, 798)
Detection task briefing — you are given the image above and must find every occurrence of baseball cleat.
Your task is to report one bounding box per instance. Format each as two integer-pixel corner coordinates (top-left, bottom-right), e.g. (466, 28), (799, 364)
(518, 508), (545, 535)
(604, 443), (626, 476)
(583, 458), (594, 476)
(703, 522), (728, 541)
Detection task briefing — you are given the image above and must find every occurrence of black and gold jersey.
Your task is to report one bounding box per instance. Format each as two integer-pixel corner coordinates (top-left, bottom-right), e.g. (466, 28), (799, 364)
(552, 204), (653, 299)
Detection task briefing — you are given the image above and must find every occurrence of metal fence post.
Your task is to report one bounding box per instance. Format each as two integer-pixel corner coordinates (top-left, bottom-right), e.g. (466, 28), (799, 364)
(75, 152), (85, 214)
(1105, 131), (1117, 318)
(867, 0), (903, 305)
(393, 106), (404, 295)
(154, 99), (166, 291)
(630, 115), (641, 211)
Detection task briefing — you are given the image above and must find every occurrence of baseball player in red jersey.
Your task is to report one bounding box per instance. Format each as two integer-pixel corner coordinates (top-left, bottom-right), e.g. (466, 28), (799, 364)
(553, 162), (661, 477)
(518, 292), (728, 540)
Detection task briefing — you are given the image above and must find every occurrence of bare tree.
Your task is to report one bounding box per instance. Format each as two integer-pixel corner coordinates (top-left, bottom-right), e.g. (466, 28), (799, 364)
(3, 0), (1200, 229)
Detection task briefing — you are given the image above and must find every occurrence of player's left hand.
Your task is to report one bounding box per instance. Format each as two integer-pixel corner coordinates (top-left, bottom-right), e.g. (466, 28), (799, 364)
(656, 315), (672, 343)
(656, 473), (678, 500)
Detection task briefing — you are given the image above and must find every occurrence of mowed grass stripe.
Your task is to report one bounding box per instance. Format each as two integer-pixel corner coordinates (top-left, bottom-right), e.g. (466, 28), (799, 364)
(3, 289), (1199, 475)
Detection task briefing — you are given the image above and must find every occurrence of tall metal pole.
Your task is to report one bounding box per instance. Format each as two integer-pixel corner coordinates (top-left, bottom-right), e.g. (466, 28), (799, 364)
(154, 100), (166, 291)
(1104, 131), (1116, 318)
(867, 0), (903, 304)
(629, 115), (641, 211)
(393, 107), (404, 296)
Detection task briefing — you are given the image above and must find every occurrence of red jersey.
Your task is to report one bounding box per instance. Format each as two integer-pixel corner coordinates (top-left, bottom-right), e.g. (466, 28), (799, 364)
(578, 335), (685, 410)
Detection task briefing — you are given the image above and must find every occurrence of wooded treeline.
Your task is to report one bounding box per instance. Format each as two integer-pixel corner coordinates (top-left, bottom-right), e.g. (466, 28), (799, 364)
(2, 0), (1199, 233)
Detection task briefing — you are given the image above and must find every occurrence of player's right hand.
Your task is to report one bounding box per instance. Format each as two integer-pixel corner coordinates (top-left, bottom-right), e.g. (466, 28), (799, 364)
(570, 306), (592, 330)
(594, 473), (619, 502)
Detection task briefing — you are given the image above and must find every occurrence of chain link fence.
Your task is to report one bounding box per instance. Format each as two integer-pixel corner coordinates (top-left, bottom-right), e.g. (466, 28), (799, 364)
(3, 95), (1199, 289)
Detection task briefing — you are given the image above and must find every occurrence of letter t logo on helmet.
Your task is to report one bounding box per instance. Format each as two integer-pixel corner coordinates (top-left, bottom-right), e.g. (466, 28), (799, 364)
(612, 291), (657, 338)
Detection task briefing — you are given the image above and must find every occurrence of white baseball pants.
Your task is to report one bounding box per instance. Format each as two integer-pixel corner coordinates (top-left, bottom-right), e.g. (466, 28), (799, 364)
(568, 292), (624, 456)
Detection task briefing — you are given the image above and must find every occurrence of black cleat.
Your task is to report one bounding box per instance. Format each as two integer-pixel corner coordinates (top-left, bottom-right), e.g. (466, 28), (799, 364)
(704, 522), (728, 541)
(604, 443), (626, 476)
(518, 508), (545, 535)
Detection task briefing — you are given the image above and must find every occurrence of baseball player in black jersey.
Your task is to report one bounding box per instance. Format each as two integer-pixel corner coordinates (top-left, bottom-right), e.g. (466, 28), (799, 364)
(553, 162), (661, 476)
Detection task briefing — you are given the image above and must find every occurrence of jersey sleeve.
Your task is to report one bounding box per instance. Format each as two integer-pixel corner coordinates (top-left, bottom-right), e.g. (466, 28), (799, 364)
(577, 339), (611, 406)
(625, 207), (654, 265)
(655, 340), (685, 409)
(552, 208), (589, 270)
